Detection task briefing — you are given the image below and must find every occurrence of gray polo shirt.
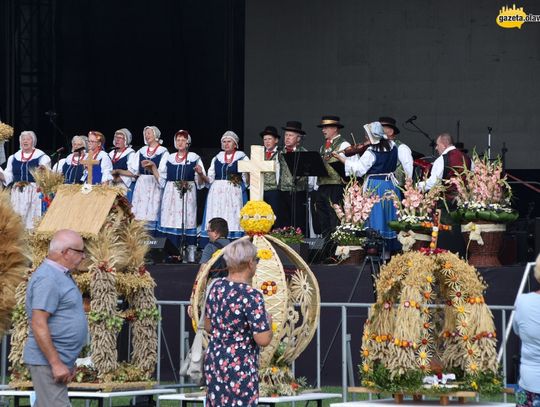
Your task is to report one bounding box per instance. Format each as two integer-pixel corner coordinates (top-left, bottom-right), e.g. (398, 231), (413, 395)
(23, 259), (88, 368)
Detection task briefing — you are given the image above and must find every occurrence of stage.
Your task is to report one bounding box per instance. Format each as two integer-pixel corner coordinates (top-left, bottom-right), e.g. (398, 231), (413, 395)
(148, 262), (538, 385)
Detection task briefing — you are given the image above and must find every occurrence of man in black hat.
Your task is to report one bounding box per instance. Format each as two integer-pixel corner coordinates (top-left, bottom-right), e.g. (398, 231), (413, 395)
(277, 121), (309, 232)
(315, 115), (352, 240)
(378, 116), (413, 184)
(259, 125), (282, 221)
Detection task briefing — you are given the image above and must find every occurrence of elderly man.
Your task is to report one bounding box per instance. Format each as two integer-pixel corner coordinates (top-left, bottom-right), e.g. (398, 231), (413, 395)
(419, 133), (472, 255)
(315, 115), (351, 239)
(24, 229), (88, 407)
(259, 125), (282, 220)
(278, 121), (309, 231)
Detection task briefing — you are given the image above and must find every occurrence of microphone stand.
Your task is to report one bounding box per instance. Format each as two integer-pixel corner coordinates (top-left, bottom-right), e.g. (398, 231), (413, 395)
(487, 126), (493, 161)
(408, 120), (436, 156)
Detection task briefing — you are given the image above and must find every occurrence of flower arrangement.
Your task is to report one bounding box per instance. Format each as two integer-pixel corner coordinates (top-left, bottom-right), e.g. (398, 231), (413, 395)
(448, 153), (518, 223)
(331, 223), (365, 246)
(386, 178), (446, 232)
(333, 177), (380, 225)
(239, 200), (276, 235)
(331, 177), (380, 247)
(269, 226), (304, 244)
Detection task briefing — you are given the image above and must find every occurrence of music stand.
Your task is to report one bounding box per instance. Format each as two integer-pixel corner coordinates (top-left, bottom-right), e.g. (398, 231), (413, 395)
(283, 152), (328, 233)
(282, 151), (328, 177)
(328, 160), (347, 181)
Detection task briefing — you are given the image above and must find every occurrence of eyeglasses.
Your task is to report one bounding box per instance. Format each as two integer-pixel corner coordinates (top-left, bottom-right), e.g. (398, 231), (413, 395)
(253, 257), (260, 264)
(68, 247), (85, 254)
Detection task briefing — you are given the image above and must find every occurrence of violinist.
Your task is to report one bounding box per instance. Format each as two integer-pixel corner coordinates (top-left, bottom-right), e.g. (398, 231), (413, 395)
(333, 121), (406, 257)
(379, 117), (413, 184)
(315, 115), (355, 240)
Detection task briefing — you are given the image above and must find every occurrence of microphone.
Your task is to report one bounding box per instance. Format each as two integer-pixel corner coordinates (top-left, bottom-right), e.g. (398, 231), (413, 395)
(45, 110), (57, 117)
(73, 146), (85, 153)
(487, 126), (493, 133)
(405, 115), (417, 124)
(50, 147), (65, 157)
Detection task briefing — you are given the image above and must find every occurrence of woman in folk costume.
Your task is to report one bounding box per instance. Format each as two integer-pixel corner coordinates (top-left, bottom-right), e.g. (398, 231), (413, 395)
(84, 131), (113, 184)
(0, 130), (51, 229)
(128, 125), (169, 234)
(109, 128), (136, 201)
(157, 130), (207, 262)
(54, 135), (88, 184)
(199, 131), (248, 247)
(335, 121), (404, 255)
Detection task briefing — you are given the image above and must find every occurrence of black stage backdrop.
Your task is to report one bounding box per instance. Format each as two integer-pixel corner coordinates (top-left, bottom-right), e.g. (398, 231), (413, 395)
(146, 263), (538, 385)
(1, 0), (245, 154)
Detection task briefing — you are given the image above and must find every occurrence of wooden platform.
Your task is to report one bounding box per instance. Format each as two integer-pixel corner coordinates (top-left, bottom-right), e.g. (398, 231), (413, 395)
(348, 387), (477, 406)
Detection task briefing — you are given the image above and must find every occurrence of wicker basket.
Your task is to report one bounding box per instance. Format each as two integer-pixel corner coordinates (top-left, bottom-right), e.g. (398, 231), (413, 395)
(339, 248), (366, 265)
(462, 221), (504, 268)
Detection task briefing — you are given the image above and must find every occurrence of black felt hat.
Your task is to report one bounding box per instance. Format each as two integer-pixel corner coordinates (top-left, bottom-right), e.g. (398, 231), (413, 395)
(259, 125), (280, 138)
(317, 115), (344, 128)
(378, 116), (400, 135)
(281, 121), (306, 135)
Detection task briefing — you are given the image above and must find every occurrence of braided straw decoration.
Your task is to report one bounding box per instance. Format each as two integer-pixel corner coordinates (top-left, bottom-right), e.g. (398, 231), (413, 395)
(118, 218), (158, 377)
(87, 224), (123, 377)
(191, 235), (320, 368)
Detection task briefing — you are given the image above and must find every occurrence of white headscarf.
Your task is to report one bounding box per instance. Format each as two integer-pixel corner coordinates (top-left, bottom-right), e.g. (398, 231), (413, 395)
(220, 130), (239, 149)
(363, 122), (387, 145)
(115, 128), (133, 147)
(143, 126), (162, 145)
(19, 130), (37, 148)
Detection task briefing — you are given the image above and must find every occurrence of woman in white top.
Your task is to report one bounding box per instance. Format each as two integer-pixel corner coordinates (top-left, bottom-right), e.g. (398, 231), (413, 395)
(109, 128), (135, 200)
(156, 130), (207, 262)
(0, 131), (51, 229)
(84, 131), (113, 184)
(199, 131), (248, 246)
(54, 135), (87, 184)
(128, 125), (169, 234)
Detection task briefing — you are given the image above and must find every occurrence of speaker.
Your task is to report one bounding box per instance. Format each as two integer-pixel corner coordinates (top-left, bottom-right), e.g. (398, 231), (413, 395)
(145, 237), (180, 263)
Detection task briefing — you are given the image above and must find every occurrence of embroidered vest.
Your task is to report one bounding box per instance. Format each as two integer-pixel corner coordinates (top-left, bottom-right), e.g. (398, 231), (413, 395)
(111, 152), (132, 171)
(318, 136), (346, 185)
(263, 149), (279, 191)
(138, 152), (164, 176)
(366, 147), (398, 175)
(166, 160), (197, 182)
(442, 149), (472, 201)
(62, 161), (85, 184)
(278, 147), (308, 192)
(12, 156), (41, 183)
(392, 140), (406, 185)
(214, 158), (241, 182)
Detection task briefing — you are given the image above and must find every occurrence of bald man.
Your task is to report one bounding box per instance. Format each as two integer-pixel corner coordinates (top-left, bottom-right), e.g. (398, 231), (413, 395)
(24, 229), (88, 407)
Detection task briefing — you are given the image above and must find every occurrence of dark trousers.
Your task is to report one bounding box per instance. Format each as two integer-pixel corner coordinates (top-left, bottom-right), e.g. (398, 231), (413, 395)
(278, 190), (307, 233)
(315, 184), (344, 238)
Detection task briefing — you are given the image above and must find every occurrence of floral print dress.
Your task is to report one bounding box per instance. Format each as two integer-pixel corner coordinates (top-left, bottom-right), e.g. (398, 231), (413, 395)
(204, 278), (270, 406)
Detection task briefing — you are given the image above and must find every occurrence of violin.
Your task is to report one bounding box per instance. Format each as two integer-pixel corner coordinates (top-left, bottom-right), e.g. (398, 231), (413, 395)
(341, 141), (371, 157)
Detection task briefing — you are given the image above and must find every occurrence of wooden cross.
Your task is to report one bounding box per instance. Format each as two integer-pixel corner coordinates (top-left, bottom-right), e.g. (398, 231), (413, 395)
(429, 209), (451, 250)
(80, 156), (100, 185)
(238, 145), (276, 201)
